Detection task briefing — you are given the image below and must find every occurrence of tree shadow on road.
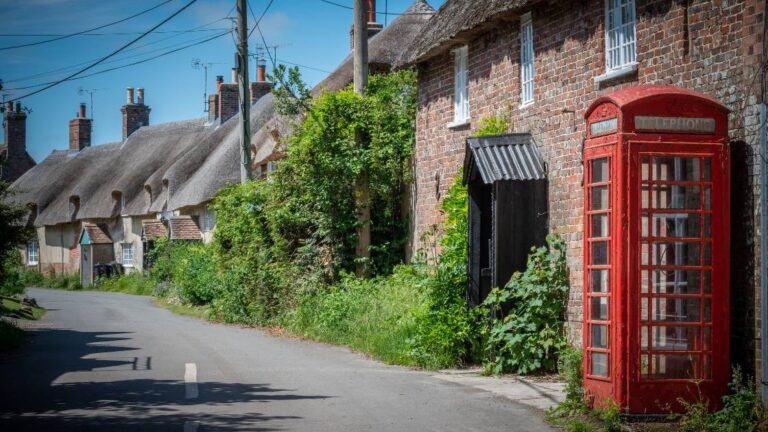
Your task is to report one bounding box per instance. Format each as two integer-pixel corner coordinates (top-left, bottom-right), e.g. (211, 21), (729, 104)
(0, 329), (330, 431)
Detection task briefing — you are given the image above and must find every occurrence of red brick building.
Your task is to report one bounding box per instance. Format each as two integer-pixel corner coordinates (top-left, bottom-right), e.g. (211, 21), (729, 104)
(397, 0), (766, 379)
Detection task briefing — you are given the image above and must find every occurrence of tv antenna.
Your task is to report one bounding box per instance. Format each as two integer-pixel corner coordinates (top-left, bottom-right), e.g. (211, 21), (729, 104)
(191, 58), (223, 113)
(77, 87), (100, 121)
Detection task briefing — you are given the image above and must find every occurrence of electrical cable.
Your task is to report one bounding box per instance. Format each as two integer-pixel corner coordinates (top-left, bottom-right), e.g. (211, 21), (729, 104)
(0, 28), (227, 37)
(317, 0), (433, 15)
(10, 0), (198, 101)
(0, 0), (174, 51)
(247, 0), (276, 38)
(5, 31), (231, 92)
(4, 17), (232, 86)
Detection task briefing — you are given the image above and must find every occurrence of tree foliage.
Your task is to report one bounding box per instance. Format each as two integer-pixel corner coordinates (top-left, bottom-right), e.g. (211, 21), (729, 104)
(0, 180), (32, 295)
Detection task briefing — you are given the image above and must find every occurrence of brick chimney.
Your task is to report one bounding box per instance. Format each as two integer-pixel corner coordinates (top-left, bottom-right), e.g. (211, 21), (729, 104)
(208, 76), (223, 122)
(3, 101), (27, 162)
(121, 86), (150, 141)
(217, 69), (239, 122)
(250, 58), (274, 104)
(69, 103), (92, 151)
(350, 0), (383, 50)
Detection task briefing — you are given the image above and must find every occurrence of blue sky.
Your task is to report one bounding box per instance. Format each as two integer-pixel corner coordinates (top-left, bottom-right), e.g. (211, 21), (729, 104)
(0, 0), (444, 162)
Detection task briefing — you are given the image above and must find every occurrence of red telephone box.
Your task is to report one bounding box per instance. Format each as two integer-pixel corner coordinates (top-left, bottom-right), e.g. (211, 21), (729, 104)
(582, 86), (730, 414)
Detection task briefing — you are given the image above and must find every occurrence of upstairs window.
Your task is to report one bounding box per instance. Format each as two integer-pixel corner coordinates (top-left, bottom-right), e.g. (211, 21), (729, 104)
(605, 0), (636, 72)
(27, 241), (39, 266)
(122, 243), (134, 267)
(520, 12), (535, 106)
(452, 46), (469, 125)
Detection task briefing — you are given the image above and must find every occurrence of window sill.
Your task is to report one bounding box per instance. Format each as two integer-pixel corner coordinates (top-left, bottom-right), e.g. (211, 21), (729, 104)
(123, 264), (134, 268)
(447, 118), (471, 129)
(594, 63), (638, 84)
(27, 262), (38, 267)
(519, 101), (534, 110)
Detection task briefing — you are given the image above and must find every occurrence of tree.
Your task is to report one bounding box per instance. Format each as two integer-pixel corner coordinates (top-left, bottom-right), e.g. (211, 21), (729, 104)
(0, 179), (33, 295)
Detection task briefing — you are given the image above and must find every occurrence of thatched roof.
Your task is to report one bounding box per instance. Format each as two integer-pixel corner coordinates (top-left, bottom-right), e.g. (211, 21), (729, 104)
(314, 0), (436, 93)
(396, 0), (537, 67)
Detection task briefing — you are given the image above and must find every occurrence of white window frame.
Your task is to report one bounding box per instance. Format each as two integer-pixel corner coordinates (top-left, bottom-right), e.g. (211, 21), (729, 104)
(27, 241), (39, 266)
(449, 45), (470, 127)
(203, 206), (216, 232)
(597, 0), (637, 82)
(520, 12), (535, 107)
(122, 243), (134, 268)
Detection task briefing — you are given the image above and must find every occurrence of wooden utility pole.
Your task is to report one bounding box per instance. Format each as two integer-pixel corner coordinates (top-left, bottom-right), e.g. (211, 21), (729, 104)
(353, 0), (371, 276)
(237, 0), (252, 182)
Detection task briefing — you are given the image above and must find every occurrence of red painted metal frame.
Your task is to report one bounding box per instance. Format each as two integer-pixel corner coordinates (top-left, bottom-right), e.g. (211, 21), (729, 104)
(582, 86), (729, 414)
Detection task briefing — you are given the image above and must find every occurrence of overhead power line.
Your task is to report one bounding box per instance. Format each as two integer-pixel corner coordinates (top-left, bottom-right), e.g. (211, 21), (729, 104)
(3, 17), (232, 86)
(10, 0), (198, 102)
(0, 0), (174, 51)
(0, 28), (227, 37)
(318, 0), (433, 15)
(247, 0), (276, 38)
(5, 31), (231, 92)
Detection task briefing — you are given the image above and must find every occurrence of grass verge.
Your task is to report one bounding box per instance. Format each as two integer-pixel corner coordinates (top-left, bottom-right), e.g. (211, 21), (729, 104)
(0, 294), (47, 352)
(154, 297), (209, 320)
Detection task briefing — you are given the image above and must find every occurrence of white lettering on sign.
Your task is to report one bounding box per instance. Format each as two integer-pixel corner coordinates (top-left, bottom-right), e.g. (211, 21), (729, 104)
(635, 116), (716, 133)
(590, 118), (617, 136)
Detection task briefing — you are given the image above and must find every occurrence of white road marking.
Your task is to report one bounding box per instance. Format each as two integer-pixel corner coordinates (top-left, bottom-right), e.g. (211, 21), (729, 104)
(184, 420), (199, 432)
(184, 363), (199, 399)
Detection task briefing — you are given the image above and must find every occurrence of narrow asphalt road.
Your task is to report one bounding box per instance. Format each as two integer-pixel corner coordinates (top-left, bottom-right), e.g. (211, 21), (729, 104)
(0, 288), (554, 431)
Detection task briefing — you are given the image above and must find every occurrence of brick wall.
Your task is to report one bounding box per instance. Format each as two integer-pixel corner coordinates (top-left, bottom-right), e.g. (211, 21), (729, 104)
(121, 104), (150, 141)
(411, 0), (765, 363)
(218, 83), (239, 123)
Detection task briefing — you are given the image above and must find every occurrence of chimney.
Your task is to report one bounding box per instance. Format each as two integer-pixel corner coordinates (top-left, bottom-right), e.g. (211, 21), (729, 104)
(69, 103), (92, 151)
(217, 67), (239, 122)
(350, 0), (383, 50)
(121, 86), (150, 141)
(2, 101), (28, 179)
(250, 58), (274, 104)
(137, 87), (145, 105)
(208, 94), (219, 122)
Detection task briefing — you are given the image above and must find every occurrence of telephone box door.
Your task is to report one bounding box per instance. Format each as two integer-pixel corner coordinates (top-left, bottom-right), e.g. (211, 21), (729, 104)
(628, 143), (729, 412)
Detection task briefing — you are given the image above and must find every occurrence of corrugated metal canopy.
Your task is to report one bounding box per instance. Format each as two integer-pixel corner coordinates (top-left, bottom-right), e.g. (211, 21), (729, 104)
(463, 133), (546, 185)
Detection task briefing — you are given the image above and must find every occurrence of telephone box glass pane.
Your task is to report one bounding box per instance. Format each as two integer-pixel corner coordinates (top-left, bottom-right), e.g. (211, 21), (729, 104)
(652, 270), (701, 294)
(591, 269), (609, 293)
(591, 214), (610, 237)
(591, 186), (609, 210)
(592, 158), (610, 183)
(654, 157), (701, 181)
(651, 298), (701, 322)
(652, 326), (700, 351)
(651, 185), (701, 209)
(652, 242), (701, 266)
(591, 352), (608, 376)
(651, 355), (698, 379)
(591, 324), (609, 348)
(592, 241), (609, 265)
(651, 214), (701, 238)
(591, 297), (609, 320)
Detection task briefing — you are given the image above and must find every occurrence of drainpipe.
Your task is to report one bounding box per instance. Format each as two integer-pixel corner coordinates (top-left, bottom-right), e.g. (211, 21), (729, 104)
(760, 102), (767, 402)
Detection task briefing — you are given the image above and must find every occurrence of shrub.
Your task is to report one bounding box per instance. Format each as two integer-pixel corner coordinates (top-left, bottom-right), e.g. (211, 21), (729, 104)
(483, 235), (569, 374)
(98, 272), (156, 296)
(0, 254), (25, 296)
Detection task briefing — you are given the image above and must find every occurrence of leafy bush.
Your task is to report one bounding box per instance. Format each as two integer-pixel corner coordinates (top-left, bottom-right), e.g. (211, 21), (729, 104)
(0, 254), (25, 296)
(483, 235), (569, 374)
(407, 174), (477, 369)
